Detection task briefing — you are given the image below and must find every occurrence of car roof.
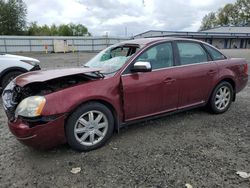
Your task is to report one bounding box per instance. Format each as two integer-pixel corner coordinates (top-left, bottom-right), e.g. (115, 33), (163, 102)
(119, 37), (206, 46)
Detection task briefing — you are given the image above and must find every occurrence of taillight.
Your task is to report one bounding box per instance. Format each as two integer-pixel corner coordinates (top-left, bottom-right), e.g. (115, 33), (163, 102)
(243, 64), (248, 75)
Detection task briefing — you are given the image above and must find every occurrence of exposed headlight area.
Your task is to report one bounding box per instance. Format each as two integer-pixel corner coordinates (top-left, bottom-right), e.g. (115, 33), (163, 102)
(15, 96), (46, 118)
(2, 81), (16, 109)
(3, 83), (59, 126)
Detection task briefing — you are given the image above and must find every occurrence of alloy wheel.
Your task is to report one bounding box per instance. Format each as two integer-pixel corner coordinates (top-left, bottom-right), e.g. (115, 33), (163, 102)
(215, 86), (231, 111)
(74, 110), (108, 146)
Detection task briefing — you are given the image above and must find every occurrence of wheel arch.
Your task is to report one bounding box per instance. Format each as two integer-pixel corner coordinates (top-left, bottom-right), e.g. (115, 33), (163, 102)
(65, 99), (120, 132)
(210, 77), (236, 102)
(0, 67), (27, 86)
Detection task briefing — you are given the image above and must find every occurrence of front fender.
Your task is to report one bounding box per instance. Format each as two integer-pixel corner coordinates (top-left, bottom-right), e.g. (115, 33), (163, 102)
(41, 77), (123, 119)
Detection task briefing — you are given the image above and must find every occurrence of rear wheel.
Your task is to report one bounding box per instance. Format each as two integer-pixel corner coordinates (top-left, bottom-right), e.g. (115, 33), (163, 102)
(209, 81), (233, 114)
(65, 102), (114, 151)
(1, 71), (24, 89)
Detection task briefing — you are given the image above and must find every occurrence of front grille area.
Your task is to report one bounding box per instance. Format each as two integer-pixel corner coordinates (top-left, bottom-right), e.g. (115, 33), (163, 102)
(2, 85), (21, 121)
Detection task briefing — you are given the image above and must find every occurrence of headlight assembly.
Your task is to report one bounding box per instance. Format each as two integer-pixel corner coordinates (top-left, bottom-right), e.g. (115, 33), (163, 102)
(15, 96), (46, 118)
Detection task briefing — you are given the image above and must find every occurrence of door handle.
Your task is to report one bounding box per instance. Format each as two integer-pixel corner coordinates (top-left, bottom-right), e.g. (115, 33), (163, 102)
(164, 77), (176, 84)
(207, 70), (217, 75)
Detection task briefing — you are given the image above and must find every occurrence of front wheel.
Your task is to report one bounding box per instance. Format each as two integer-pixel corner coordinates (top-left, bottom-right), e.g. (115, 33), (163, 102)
(65, 102), (114, 151)
(209, 81), (233, 114)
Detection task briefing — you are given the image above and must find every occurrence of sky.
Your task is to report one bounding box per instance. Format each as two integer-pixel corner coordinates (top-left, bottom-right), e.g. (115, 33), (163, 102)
(23, 0), (236, 37)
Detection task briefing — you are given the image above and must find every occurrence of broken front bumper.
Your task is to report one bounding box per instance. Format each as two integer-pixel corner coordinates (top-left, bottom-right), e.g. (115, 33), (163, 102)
(8, 115), (67, 149)
(3, 80), (67, 149)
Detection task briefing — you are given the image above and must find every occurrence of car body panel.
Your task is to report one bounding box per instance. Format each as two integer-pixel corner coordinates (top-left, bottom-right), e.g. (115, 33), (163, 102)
(0, 54), (40, 62)
(0, 54), (40, 73)
(215, 58), (248, 93)
(15, 67), (102, 87)
(174, 62), (218, 109)
(121, 68), (179, 121)
(8, 115), (66, 149)
(0, 54), (41, 87)
(41, 76), (123, 120)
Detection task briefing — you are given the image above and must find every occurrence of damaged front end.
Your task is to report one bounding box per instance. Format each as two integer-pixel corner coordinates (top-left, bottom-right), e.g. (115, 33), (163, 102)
(2, 68), (105, 149)
(2, 81), (18, 121)
(2, 73), (100, 123)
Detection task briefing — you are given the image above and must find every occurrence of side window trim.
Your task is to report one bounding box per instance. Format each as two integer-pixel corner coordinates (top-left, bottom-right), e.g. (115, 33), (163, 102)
(202, 43), (227, 61)
(122, 41), (176, 75)
(172, 41), (181, 66)
(174, 40), (211, 66)
(200, 43), (213, 61)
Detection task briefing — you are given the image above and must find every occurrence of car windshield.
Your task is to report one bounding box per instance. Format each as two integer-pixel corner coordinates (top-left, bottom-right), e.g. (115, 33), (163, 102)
(84, 44), (140, 74)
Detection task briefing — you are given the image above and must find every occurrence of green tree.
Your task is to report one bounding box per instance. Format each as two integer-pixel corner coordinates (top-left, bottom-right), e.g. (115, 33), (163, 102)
(50, 24), (58, 36)
(0, 0), (27, 35)
(69, 23), (88, 36)
(200, 0), (250, 30)
(26, 23), (90, 36)
(40, 25), (51, 35)
(27, 22), (39, 35)
(217, 4), (239, 26)
(200, 12), (218, 31)
(236, 0), (250, 24)
(58, 24), (72, 36)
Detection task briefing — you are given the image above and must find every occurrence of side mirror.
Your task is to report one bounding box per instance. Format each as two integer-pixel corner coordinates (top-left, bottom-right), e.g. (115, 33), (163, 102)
(131, 61), (152, 72)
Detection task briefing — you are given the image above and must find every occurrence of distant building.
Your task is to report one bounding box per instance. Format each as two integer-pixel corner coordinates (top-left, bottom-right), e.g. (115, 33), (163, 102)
(134, 26), (250, 49)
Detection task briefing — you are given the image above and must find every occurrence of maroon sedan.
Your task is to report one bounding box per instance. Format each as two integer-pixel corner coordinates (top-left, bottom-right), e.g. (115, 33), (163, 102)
(2, 38), (248, 151)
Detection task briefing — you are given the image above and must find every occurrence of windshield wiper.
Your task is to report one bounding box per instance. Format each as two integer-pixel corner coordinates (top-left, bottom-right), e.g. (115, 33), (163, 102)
(92, 71), (105, 78)
(84, 71), (105, 78)
(82, 65), (104, 78)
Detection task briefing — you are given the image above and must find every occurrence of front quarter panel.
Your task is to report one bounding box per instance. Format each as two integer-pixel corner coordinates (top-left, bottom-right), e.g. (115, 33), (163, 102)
(41, 77), (122, 119)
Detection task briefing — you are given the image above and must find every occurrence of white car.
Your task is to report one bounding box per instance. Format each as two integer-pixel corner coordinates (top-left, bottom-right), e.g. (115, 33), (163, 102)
(0, 53), (40, 89)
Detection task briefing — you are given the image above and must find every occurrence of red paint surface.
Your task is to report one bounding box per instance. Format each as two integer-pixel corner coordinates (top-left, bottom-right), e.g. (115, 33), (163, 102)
(15, 67), (102, 87)
(8, 115), (67, 149)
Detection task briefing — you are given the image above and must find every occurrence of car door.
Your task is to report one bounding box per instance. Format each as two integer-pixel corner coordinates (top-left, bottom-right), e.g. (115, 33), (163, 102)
(174, 41), (218, 109)
(121, 42), (179, 121)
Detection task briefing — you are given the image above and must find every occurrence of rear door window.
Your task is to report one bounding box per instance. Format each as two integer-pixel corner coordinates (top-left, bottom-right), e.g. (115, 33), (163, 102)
(177, 42), (208, 65)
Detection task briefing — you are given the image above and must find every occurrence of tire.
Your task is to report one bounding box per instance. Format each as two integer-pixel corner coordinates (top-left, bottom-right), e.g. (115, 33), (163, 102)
(1, 71), (24, 89)
(65, 102), (114, 151)
(209, 81), (233, 114)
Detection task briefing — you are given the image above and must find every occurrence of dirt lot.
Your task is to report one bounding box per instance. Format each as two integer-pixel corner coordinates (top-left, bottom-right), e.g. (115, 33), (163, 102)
(0, 50), (249, 188)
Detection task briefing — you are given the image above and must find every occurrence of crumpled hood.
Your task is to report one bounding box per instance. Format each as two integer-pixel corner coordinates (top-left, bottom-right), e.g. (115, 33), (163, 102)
(15, 67), (102, 87)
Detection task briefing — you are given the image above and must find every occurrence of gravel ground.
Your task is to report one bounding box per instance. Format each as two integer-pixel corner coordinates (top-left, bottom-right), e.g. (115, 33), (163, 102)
(0, 50), (249, 188)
